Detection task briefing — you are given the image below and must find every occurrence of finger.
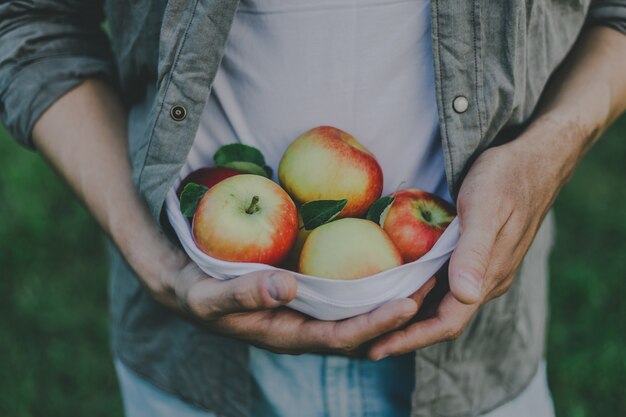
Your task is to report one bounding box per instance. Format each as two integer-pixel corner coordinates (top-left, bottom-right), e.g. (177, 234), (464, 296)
(211, 307), (306, 349)
(481, 227), (534, 301)
(367, 292), (478, 360)
(416, 270), (450, 321)
(214, 298), (418, 355)
(484, 234), (532, 300)
(487, 273), (516, 300)
(485, 255), (518, 301)
(448, 207), (507, 304)
(316, 298), (419, 354)
(184, 270), (297, 320)
(407, 276), (437, 311)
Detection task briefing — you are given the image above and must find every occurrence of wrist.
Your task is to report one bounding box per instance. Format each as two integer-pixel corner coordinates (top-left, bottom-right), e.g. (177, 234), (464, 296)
(112, 204), (189, 297)
(511, 113), (595, 187)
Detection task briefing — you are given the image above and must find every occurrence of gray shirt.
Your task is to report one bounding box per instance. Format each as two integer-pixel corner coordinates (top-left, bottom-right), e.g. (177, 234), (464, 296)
(1, 1), (625, 416)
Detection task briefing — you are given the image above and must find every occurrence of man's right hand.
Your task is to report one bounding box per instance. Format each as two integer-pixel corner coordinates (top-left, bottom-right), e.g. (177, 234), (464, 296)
(152, 260), (429, 355)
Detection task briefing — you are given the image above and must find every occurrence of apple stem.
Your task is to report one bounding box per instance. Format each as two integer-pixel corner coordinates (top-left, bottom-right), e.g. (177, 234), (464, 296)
(422, 210), (432, 223)
(245, 195), (260, 214)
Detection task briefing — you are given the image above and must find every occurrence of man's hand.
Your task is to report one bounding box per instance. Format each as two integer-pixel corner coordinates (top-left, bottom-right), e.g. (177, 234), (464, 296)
(154, 260), (430, 355)
(367, 25), (626, 360)
(367, 117), (577, 360)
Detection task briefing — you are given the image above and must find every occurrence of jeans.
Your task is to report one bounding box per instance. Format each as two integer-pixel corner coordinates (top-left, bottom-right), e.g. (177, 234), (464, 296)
(115, 348), (554, 417)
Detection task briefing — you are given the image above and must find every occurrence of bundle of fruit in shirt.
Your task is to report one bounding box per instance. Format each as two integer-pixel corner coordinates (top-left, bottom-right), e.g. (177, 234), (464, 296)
(179, 126), (456, 279)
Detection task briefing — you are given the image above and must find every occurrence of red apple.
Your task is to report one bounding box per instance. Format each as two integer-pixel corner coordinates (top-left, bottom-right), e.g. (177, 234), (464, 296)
(176, 167), (241, 197)
(278, 126), (383, 217)
(192, 175), (298, 266)
(381, 189), (456, 263)
(299, 218), (402, 279)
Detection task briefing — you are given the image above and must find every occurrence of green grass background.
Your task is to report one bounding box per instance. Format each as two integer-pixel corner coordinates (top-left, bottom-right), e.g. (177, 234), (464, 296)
(0, 116), (624, 416)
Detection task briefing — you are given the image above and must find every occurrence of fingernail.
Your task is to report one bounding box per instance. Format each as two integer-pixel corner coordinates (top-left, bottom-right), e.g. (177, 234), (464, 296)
(458, 272), (482, 300)
(375, 353), (389, 361)
(402, 309), (416, 320)
(267, 276), (289, 301)
(398, 298), (416, 314)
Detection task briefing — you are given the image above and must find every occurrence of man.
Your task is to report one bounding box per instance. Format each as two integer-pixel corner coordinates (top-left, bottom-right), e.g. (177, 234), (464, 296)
(1, 1), (625, 416)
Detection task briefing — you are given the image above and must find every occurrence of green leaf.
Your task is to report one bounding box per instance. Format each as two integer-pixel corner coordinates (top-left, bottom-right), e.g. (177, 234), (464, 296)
(366, 196), (395, 226)
(300, 199), (348, 231)
(220, 161), (269, 177)
(214, 143), (266, 168)
(179, 183), (209, 217)
(213, 144), (272, 178)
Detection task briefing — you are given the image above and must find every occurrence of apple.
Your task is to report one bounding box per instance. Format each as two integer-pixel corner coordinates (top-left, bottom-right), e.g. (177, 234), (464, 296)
(278, 126), (383, 217)
(299, 218), (402, 279)
(176, 166), (242, 197)
(381, 189), (456, 263)
(192, 174), (298, 266)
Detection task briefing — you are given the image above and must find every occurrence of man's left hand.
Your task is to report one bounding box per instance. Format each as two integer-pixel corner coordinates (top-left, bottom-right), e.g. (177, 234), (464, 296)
(368, 120), (571, 360)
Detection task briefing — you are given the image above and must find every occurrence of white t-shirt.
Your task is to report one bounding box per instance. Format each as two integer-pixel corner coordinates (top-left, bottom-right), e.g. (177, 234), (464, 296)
(183, 0), (450, 202)
(175, 0), (451, 394)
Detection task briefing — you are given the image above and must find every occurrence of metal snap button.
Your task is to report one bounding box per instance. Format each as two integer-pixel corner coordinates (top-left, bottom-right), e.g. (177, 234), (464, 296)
(452, 96), (469, 114)
(170, 105), (187, 121)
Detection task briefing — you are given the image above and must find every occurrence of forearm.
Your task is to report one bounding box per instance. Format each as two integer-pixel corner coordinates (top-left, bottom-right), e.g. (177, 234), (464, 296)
(32, 79), (186, 294)
(522, 26), (626, 183)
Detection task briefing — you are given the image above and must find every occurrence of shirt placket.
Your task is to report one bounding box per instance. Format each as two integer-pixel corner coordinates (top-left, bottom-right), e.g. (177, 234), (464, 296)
(430, 0), (485, 199)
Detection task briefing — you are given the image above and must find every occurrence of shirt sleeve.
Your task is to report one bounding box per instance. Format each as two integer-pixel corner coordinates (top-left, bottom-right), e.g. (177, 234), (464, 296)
(587, 0), (626, 35)
(0, 0), (116, 148)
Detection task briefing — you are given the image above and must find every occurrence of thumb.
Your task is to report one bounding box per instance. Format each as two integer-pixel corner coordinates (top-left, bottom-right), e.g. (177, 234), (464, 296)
(448, 216), (498, 305)
(191, 270), (298, 319)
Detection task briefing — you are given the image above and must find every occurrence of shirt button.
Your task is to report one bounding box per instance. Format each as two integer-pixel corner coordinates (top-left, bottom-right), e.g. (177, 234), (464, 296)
(170, 105), (187, 121)
(452, 96), (469, 114)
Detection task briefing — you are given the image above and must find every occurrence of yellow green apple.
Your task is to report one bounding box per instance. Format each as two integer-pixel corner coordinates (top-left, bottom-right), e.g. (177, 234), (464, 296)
(278, 126), (383, 217)
(299, 218), (402, 279)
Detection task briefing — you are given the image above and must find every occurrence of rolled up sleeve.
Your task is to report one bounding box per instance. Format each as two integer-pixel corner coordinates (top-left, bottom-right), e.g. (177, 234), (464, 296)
(0, 1), (116, 148)
(587, 0), (626, 35)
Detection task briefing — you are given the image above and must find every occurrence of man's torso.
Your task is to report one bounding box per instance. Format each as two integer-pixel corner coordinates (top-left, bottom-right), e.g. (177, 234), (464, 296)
(105, 1), (588, 416)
